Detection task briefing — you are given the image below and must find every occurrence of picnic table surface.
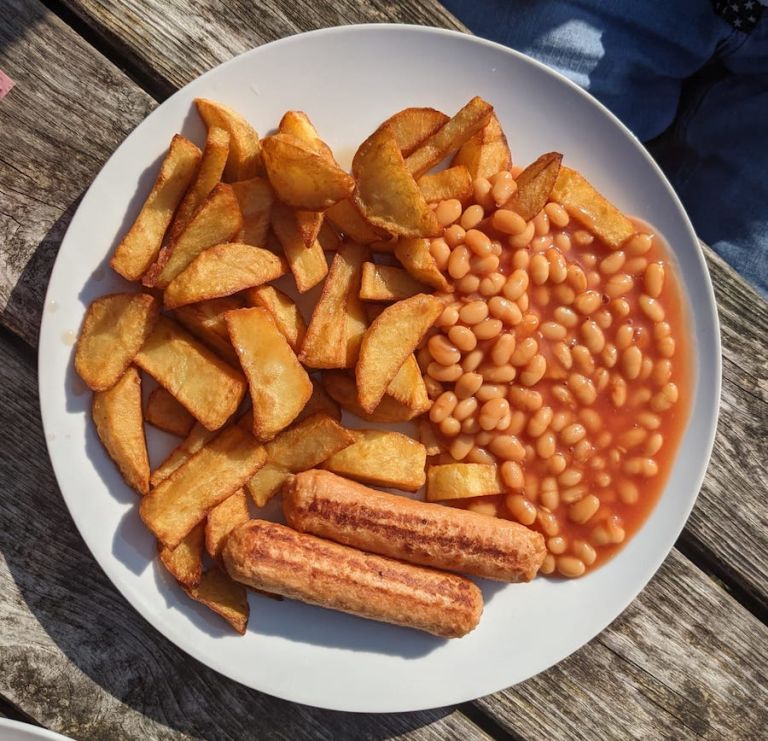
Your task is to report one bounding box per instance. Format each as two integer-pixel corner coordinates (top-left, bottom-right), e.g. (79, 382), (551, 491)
(1, 1), (766, 738)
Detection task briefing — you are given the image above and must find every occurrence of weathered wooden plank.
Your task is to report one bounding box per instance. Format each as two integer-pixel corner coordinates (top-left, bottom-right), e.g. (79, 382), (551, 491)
(0, 331), (489, 740)
(0, 0), (156, 346)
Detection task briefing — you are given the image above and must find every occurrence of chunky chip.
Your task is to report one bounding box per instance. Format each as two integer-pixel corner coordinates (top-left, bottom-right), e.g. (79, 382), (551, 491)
(506, 152), (563, 221)
(262, 133), (354, 210)
(325, 199), (385, 244)
(92, 366), (150, 495)
(164, 243), (285, 309)
(377, 107), (449, 157)
(184, 566), (250, 635)
(322, 429), (427, 491)
(225, 307), (313, 440)
(75, 292), (159, 391)
(135, 316), (246, 431)
(352, 127), (440, 239)
(196, 98), (262, 181)
(150, 422), (217, 487)
(404, 97), (494, 178)
(551, 166), (636, 249)
(451, 113), (511, 180)
(158, 523), (204, 587)
(111, 135), (201, 281)
(144, 183), (243, 288)
(295, 210), (324, 248)
(299, 242), (367, 368)
(279, 110), (335, 161)
(140, 424), (266, 548)
(231, 176), (273, 247)
(359, 262), (427, 302)
(418, 417), (441, 457)
(245, 284), (306, 350)
(271, 202), (329, 292)
(145, 387), (195, 437)
(173, 296), (241, 366)
(426, 463), (503, 502)
(394, 237), (449, 291)
(205, 489), (250, 560)
(355, 293), (443, 413)
(417, 165), (473, 204)
(323, 372), (420, 423)
(385, 354), (431, 414)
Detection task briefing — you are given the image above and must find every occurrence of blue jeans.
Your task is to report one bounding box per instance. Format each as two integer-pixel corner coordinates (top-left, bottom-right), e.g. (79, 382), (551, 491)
(441, 0), (768, 297)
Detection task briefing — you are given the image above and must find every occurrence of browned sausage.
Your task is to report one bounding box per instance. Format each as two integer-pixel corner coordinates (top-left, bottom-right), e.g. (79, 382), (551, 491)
(284, 469), (546, 582)
(222, 519), (483, 638)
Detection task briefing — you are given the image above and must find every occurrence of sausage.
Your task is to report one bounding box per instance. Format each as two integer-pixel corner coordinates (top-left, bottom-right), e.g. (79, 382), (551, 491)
(284, 469), (546, 582)
(222, 519), (482, 638)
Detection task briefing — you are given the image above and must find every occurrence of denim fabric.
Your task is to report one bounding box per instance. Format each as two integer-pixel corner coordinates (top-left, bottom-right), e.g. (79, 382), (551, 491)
(441, 0), (768, 296)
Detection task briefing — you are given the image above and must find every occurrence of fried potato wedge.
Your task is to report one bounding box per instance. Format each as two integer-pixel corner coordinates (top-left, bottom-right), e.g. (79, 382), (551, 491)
(394, 237), (449, 291)
(75, 293), (159, 391)
(232, 176), (273, 247)
(426, 463), (502, 502)
(245, 284), (306, 350)
(145, 387), (195, 437)
(356, 293), (443, 413)
(352, 127), (440, 239)
(144, 183), (243, 288)
(359, 262), (427, 301)
(205, 489), (250, 560)
(246, 413), (354, 507)
(323, 429), (427, 491)
(92, 366), (150, 495)
(377, 107), (449, 157)
(296, 210), (324, 248)
(271, 202), (329, 292)
(164, 243), (285, 309)
(418, 418), (441, 457)
(111, 135), (201, 281)
(166, 126), (230, 247)
(551, 166), (636, 248)
(150, 422), (217, 487)
(173, 296), (241, 367)
(159, 523), (204, 587)
(135, 316), (246, 431)
(279, 110), (334, 161)
(323, 372), (421, 423)
(417, 165), (473, 204)
(225, 307), (313, 440)
(262, 133), (354, 210)
(317, 219), (341, 252)
(325, 199), (385, 244)
(297, 379), (342, 424)
(184, 566), (250, 635)
(141, 423), (266, 548)
(451, 113), (511, 180)
(299, 242), (367, 368)
(196, 98), (262, 181)
(404, 97), (493, 178)
(506, 152), (563, 221)
(385, 354), (431, 414)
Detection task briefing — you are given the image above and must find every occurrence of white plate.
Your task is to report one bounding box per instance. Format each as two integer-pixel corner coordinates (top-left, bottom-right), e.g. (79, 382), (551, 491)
(38, 25), (721, 712)
(0, 720), (72, 741)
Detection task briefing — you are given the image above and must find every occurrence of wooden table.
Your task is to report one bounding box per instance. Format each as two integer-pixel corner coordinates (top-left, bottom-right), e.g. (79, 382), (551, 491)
(1, 1), (766, 738)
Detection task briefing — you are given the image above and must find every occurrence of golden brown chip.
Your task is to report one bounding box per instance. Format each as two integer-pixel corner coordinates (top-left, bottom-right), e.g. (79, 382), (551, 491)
(205, 489), (250, 560)
(279, 110), (335, 161)
(299, 242), (368, 368)
(426, 463), (502, 501)
(92, 366), (149, 495)
(262, 133), (354, 210)
(451, 113), (511, 180)
(75, 293), (159, 391)
(404, 97), (494, 178)
(323, 372), (420, 423)
(225, 307), (313, 440)
(506, 152), (563, 221)
(323, 429), (427, 491)
(550, 166), (636, 248)
(352, 127), (440, 239)
(325, 199), (386, 244)
(173, 296), (241, 367)
(158, 523), (204, 587)
(145, 387), (195, 437)
(184, 566), (250, 635)
(144, 183), (243, 288)
(355, 293), (443, 413)
(140, 424), (266, 548)
(377, 107), (450, 157)
(418, 418), (441, 457)
(359, 262), (427, 301)
(135, 316), (246, 431)
(317, 219), (341, 252)
(196, 98), (262, 181)
(394, 237), (449, 291)
(245, 284), (307, 351)
(163, 243), (285, 309)
(110, 135), (201, 281)
(385, 354), (431, 414)
(417, 165), (473, 204)
(150, 422), (217, 487)
(295, 210), (324, 248)
(271, 202), (329, 292)
(231, 176), (273, 247)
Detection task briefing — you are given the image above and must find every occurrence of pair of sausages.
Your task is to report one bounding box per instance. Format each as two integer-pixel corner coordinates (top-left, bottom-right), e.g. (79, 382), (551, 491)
(223, 470), (546, 638)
